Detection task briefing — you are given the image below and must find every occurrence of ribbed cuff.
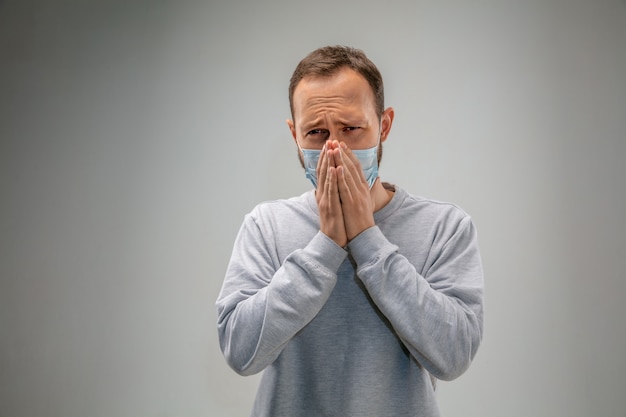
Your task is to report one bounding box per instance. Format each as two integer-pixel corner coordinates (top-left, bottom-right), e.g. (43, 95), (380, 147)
(348, 226), (397, 268)
(306, 231), (349, 272)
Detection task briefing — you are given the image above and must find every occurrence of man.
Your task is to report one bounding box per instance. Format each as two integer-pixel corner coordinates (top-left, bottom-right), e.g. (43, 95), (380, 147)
(216, 45), (484, 416)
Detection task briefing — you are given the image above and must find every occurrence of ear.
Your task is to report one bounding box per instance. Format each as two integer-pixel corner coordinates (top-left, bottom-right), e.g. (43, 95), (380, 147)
(287, 119), (297, 144)
(380, 107), (395, 143)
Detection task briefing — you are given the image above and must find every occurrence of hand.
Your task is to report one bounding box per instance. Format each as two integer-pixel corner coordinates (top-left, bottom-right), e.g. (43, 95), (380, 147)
(333, 141), (375, 241)
(316, 142), (348, 247)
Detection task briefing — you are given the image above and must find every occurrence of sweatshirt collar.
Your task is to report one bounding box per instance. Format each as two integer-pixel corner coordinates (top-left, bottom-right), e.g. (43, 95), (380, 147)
(303, 184), (406, 224)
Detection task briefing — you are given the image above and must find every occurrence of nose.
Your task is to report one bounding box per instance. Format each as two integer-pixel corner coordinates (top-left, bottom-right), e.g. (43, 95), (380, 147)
(325, 137), (341, 149)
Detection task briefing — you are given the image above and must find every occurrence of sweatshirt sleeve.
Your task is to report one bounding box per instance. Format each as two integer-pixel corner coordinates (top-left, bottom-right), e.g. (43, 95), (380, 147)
(348, 216), (484, 381)
(216, 212), (347, 376)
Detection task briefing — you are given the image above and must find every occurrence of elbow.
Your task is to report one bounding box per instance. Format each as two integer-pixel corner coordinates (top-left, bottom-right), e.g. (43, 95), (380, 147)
(225, 350), (270, 376)
(429, 341), (479, 381)
(225, 355), (259, 377)
(219, 334), (264, 377)
(430, 352), (473, 381)
(218, 327), (267, 377)
(428, 317), (483, 381)
(216, 305), (263, 376)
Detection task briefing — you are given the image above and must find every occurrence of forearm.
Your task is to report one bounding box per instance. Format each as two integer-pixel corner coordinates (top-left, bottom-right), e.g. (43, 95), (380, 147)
(217, 231), (347, 375)
(350, 225), (484, 380)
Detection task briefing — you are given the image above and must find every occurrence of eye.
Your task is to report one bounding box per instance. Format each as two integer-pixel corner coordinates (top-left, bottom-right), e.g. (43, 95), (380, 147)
(306, 129), (329, 138)
(343, 126), (361, 133)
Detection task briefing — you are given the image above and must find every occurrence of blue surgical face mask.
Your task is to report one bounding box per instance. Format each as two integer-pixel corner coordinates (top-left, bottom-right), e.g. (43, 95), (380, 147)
(352, 143), (379, 188)
(299, 147), (322, 188)
(298, 140), (380, 189)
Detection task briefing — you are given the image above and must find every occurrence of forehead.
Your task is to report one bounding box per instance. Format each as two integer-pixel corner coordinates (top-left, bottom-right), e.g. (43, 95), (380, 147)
(292, 68), (376, 120)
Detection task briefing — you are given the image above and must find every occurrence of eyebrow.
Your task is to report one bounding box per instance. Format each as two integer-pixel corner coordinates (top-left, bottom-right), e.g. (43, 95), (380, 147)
(301, 117), (368, 132)
(339, 118), (367, 127)
(301, 118), (324, 133)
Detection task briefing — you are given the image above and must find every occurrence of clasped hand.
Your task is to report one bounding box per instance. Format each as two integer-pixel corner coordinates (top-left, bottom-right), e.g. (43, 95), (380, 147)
(316, 140), (375, 247)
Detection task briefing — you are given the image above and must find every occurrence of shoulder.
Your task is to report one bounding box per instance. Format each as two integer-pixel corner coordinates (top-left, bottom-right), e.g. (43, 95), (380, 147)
(249, 191), (313, 218)
(241, 191), (319, 249)
(398, 187), (470, 220)
(391, 187), (475, 238)
(243, 191), (317, 235)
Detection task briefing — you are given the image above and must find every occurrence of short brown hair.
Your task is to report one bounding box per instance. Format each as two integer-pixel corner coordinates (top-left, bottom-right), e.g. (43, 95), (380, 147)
(288, 46), (385, 121)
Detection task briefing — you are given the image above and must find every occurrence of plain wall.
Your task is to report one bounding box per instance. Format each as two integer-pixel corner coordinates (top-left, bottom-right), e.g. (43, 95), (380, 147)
(1, 0), (625, 416)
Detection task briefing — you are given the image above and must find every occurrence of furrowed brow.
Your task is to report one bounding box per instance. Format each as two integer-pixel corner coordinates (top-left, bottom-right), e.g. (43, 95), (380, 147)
(301, 118), (325, 132)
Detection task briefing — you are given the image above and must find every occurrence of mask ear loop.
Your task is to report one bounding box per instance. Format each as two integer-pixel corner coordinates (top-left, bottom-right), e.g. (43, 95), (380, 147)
(375, 121), (383, 165)
(296, 141), (302, 159)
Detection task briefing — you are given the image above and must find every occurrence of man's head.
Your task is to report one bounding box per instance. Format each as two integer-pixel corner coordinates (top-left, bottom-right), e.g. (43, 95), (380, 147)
(287, 46), (394, 178)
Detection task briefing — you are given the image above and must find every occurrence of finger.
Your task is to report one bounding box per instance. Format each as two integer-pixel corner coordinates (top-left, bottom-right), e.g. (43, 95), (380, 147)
(320, 146), (335, 202)
(339, 142), (367, 184)
(316, 142), (328, 192)
(336, 147), (363, 194)
(327, 166), (341, 205)
(325, 166), (348, 246)
(336, 165), (354, 204)
(323, 166), (342, 227)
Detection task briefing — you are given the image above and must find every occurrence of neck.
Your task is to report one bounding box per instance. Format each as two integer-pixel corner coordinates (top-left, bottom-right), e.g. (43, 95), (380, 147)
(371, 179), (395, 212)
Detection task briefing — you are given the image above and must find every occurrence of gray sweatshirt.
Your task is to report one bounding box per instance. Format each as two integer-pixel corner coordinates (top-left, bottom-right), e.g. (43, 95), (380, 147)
(216, 185), (484, 417)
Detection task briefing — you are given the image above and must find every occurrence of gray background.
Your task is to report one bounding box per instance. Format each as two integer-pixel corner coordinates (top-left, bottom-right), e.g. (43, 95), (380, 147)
(1, 0), (625, 416)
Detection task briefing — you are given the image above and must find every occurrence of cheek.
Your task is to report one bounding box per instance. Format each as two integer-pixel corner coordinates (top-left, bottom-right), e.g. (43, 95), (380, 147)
(343, 132), (378, 150)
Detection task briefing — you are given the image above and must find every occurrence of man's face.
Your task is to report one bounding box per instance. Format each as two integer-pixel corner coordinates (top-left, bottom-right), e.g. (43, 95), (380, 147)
(288, 67), (382, 151)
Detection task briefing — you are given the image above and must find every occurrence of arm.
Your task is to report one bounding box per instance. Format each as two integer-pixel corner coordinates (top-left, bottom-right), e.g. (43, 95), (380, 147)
(349, 217), (484, 381)
(216, 214), (347, 376)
